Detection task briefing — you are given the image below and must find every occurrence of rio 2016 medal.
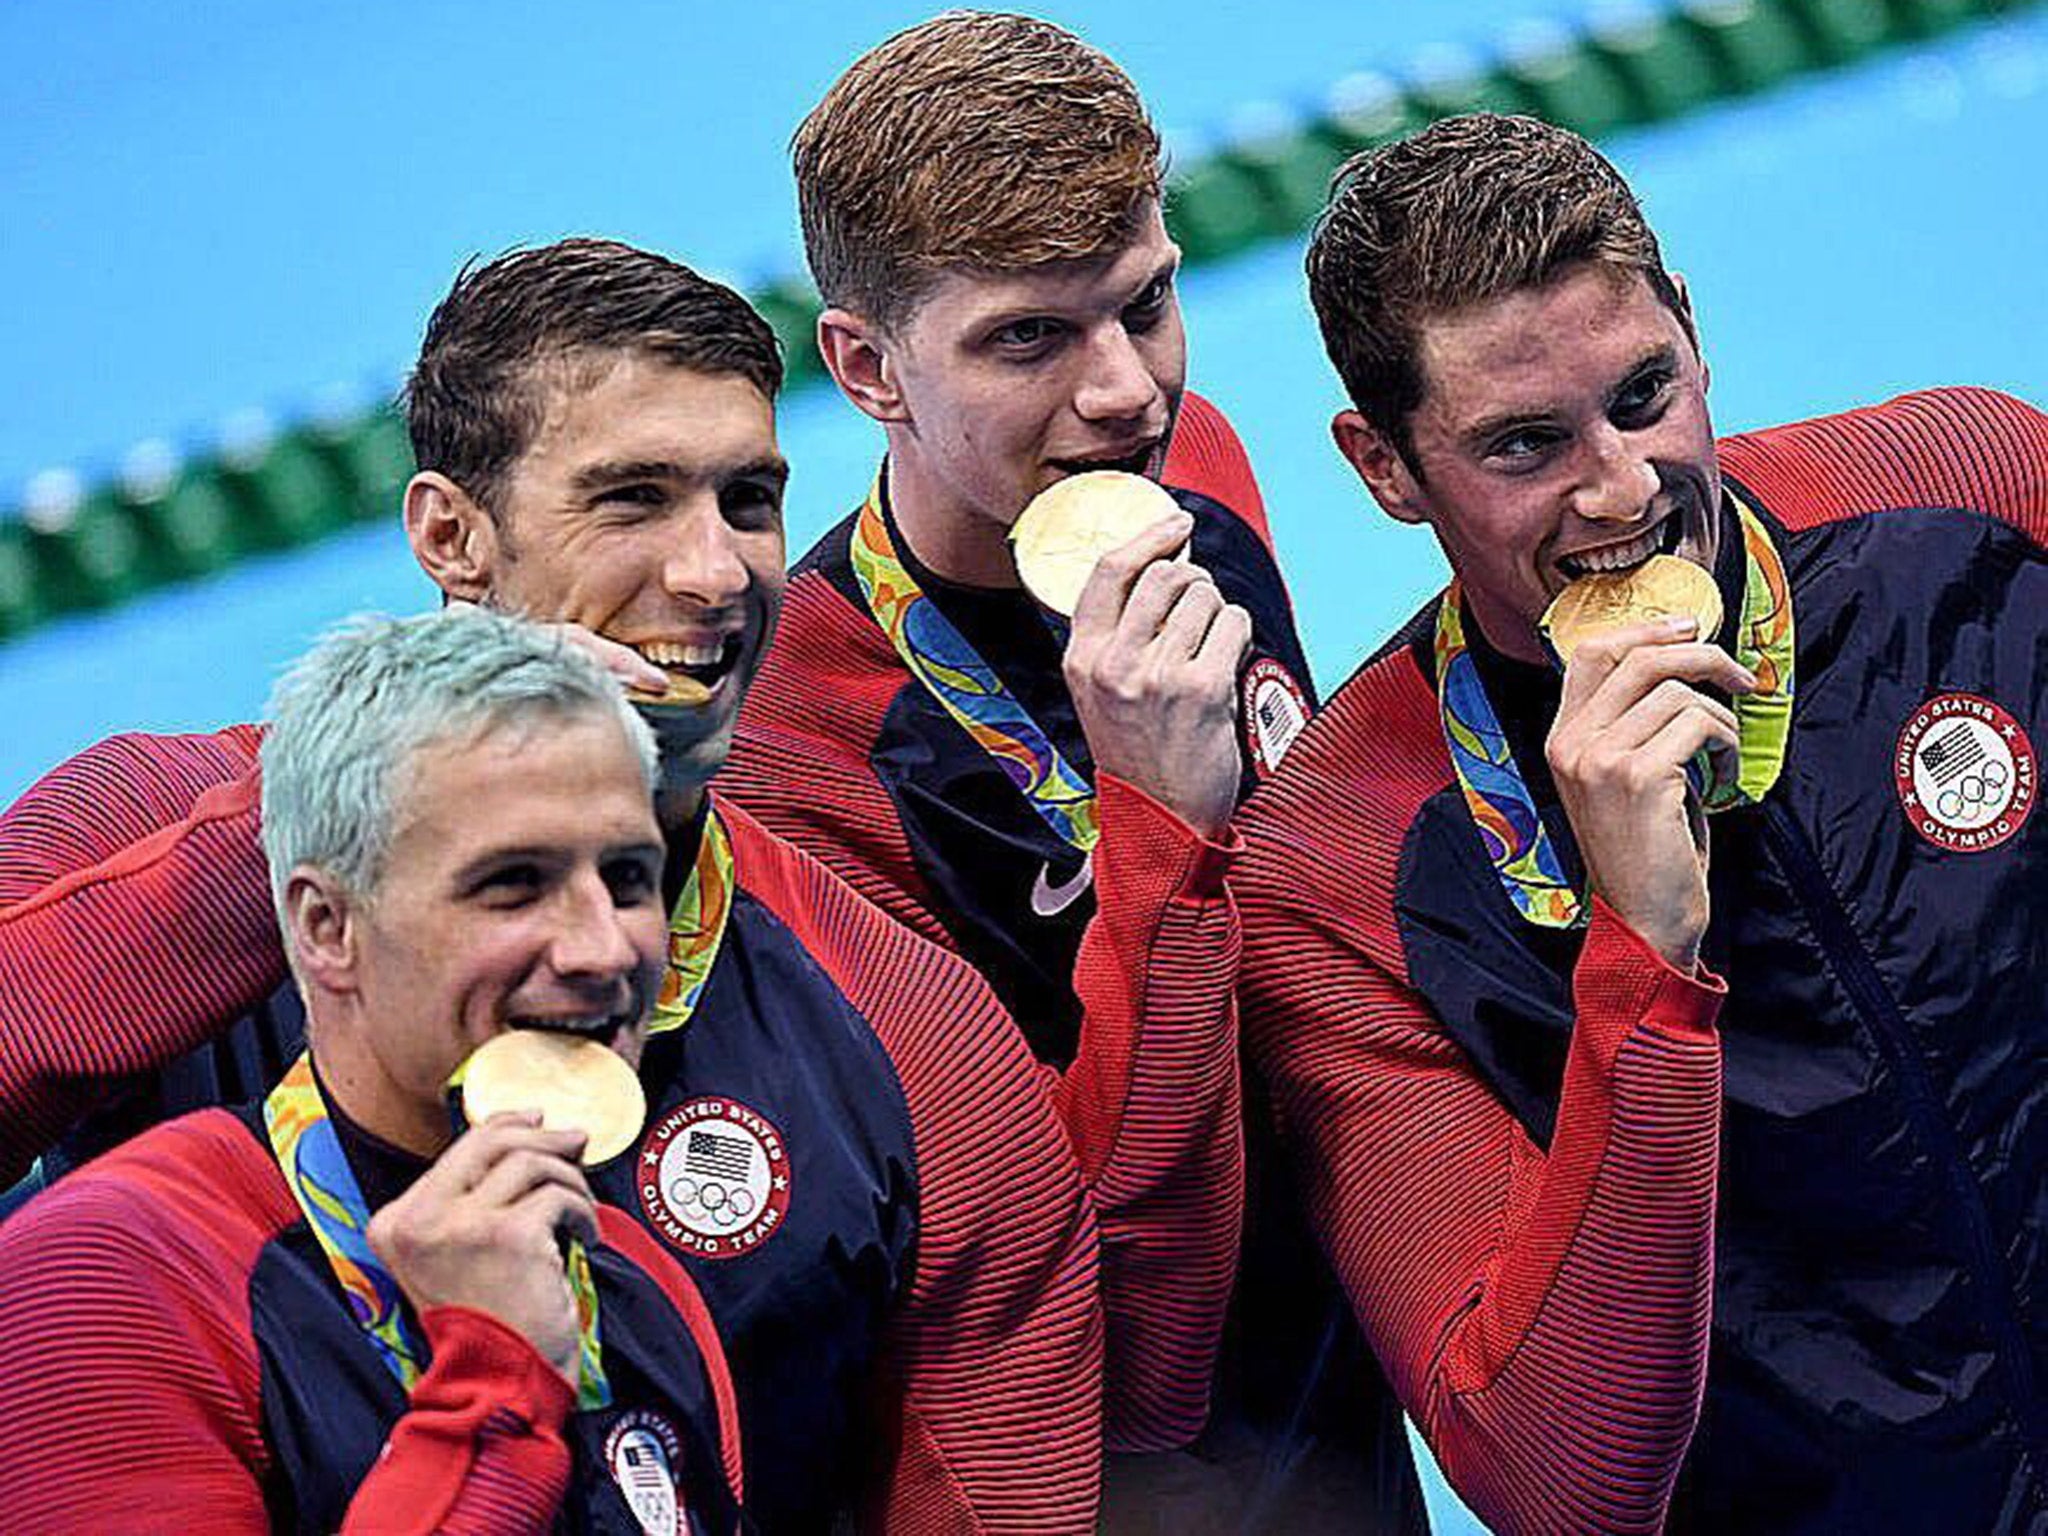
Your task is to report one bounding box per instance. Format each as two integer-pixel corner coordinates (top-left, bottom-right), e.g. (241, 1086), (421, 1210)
(456, 1030), (647, 1166)
(1540, 553), (1724, 667)
(1010, 470), (1188, 617)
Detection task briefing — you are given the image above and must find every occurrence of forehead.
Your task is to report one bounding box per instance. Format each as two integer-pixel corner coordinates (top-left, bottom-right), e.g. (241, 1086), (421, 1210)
(905, 200), (1176, 333)
(388, 710), (656, 871)
(1414, 266), (1685, 422)
(513, 351), (778, 479)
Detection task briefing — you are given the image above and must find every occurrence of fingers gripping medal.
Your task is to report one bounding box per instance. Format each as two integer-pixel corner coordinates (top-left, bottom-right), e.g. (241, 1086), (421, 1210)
(1541, 554), (1731, 803)
(1010, 470), (1189, 616)
(453, 1031), (648, 1166)
(625, 674), (712, 709)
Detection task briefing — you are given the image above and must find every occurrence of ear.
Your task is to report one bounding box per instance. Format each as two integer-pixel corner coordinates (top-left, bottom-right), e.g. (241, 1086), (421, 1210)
(1331, 410), (1429, 526)
(283, 866), (363, 998)
(404, 471), (499, 602)
(1671, 271), (1709, 391)
(816, 307), (911, 426)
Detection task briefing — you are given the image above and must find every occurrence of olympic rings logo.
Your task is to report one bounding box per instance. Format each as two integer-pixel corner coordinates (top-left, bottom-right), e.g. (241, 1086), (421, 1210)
(667, 1175), (758, 1225)
(1935, 758), (2010, 819)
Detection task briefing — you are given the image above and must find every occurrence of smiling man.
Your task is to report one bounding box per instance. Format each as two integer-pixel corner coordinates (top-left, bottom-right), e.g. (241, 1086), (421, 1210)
(0, 240), (1105, 1532)
(0, 607), (746, 1532)
(714, 16), (1421, 1533)
(1236, 113), (2048, 1533)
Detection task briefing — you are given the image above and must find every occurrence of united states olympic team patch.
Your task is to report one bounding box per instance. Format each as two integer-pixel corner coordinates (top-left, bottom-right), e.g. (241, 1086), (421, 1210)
(1241, 657), (1310, 777)
(638, 1096), (792, 1260)
(605, 1409), (686, 1536)
(1893, 691), (2035, 852)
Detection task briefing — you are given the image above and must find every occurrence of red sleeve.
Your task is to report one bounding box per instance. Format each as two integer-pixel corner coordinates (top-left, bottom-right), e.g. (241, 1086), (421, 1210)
(1719, 386), (2048, 543)
(0, 1116), (276, 1534)
(1235, 665), (1725, 1536)
(721, 807), (1103, 1535)
(730, 586), (1245, 1455)
(1056, 774), (1244, 1453)
(343, 1306), (575, 1535)
(0, 726), (288, 1184)
(1164, 390), (1273, 555)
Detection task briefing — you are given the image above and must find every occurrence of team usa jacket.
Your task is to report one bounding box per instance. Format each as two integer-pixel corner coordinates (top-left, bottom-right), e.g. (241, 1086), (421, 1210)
(721, 393), (1427, 1532)
(1234, 388), (2047, 1534)
(0, 1097), (745, 1534)
(0, 774), (1104, 1532)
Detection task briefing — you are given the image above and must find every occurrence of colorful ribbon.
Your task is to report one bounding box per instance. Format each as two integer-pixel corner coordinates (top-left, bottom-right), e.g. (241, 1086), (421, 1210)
(850, 476), (1099, 853)
(650, 805), (736, 1036)
(1436, 496), (1795, 928)
(265, 1052), (612, 1407)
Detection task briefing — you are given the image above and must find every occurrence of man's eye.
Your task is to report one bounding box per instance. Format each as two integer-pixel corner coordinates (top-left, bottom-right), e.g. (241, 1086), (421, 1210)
(477, 866), (543, 905)
(605, 859), (660, 905)
(1127, 276), (1173, 324)
(994, 317), (1061, 350)
(599, 484), (665, 509)
(1490, 428), (1559, 464)
(721, 482), (783, 529)
(1614, 370), (1675, 425)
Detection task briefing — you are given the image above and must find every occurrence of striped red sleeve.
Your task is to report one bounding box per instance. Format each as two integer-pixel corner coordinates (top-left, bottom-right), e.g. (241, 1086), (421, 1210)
(722, 806), (1104, 1535)
(0, 1113), (278, 1533)
(1719, 386), (2048, 542)
(599, 1207), (745, 1502)
(1164, 390), (1273, 554)
(1059, 773), (1244, 1453)
(344, 1306), (575, 1535)
(1236, 663), (1725, 1536)
(0, 726), (287, 1184)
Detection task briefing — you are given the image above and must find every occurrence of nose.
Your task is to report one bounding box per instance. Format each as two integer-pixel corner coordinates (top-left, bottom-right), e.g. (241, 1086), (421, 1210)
(1574, 422), (1661, 524)
(662, 497), (750, 606)
(1072, 325), (1163, 425)
(548, 868), (643, 983)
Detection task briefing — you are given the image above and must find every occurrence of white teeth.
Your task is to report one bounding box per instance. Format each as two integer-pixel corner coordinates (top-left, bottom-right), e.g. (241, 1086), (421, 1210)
(637, 641), (724, 668)
(1569, 524), (1663, 574)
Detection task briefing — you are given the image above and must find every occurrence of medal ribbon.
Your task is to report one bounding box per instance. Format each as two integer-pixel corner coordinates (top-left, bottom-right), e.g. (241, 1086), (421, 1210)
(650, 804), (736, 1035)
(265, 1052), (613, 1407)
(1436, 496), (1795, 928)
(849, 476), (1099, 853)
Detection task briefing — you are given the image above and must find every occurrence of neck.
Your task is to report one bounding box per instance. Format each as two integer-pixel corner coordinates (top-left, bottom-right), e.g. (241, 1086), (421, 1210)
(884, 448), (1024, 590)
(304, 1019), (451, 1159)
(655, 779), (707, 838)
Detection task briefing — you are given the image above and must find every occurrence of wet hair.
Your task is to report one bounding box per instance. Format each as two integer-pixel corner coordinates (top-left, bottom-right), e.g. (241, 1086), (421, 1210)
(1306, 113), (1687, 467)
(793, 10), (1163, 330)
(405, 237), (782, 513)
(261, 604), (657, 934)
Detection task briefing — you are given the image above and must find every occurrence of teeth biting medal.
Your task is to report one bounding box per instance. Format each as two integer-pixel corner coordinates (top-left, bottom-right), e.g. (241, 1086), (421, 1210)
(1010, 470), (1189, 617)
(453, 1029), (648, 1166)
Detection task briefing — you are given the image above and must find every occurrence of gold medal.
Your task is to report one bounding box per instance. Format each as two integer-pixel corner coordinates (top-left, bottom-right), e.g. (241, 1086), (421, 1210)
(1010, 470), (1186, 617)
(1540, 554), (1724, 667)
(455, 1031), (648, 1166)
(626, 673), (712, 708)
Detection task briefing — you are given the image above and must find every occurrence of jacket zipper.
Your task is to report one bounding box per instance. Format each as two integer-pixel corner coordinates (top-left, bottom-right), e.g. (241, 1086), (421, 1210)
(1760, 802), (2045, 1462)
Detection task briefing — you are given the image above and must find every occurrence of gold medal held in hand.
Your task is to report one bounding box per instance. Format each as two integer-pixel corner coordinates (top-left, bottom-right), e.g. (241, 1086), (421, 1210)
(1011, 470), (1186, 617)
(1540, 555), (1724, 667)
(454, 1031), (647, 1166)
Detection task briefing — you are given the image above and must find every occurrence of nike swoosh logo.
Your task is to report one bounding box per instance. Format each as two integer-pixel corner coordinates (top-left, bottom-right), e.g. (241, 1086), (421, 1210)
(1030, 853), (1094, 918)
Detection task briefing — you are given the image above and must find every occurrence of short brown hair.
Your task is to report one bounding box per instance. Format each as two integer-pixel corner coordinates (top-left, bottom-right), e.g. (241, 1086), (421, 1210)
(406, 238), (782, 514)
(793, 11), (1163, 329)
(1306, 114), (1687, 466)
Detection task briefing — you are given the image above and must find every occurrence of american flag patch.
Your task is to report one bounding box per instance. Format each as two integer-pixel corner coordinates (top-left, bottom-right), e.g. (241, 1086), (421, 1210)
(685, 1129), (753, 1181)
(1920, 723), (1986, 785)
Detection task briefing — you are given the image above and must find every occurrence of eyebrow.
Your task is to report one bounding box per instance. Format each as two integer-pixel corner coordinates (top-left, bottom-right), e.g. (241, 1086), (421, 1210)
(569, 455), (789, 496)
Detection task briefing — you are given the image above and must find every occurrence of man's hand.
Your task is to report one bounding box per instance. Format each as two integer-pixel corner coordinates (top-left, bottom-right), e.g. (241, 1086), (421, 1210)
(367, 1113), (597, 1385)
(1064, 511), (1253, 841)
(444, 601), (668, 695)
(1545, 616), (1757, 972)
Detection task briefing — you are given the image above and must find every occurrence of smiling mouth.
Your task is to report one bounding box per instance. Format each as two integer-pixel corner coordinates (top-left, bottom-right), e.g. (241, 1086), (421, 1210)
(1048, 442), (1160, 480)
(508, 1006), (638, 1048)
(1558, 511), (1686, 580)
(631, 636), (744, 700)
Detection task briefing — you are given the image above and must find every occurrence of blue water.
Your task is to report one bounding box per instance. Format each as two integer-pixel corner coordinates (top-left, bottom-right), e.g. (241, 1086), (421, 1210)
(3, 7), (2046, 1532)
